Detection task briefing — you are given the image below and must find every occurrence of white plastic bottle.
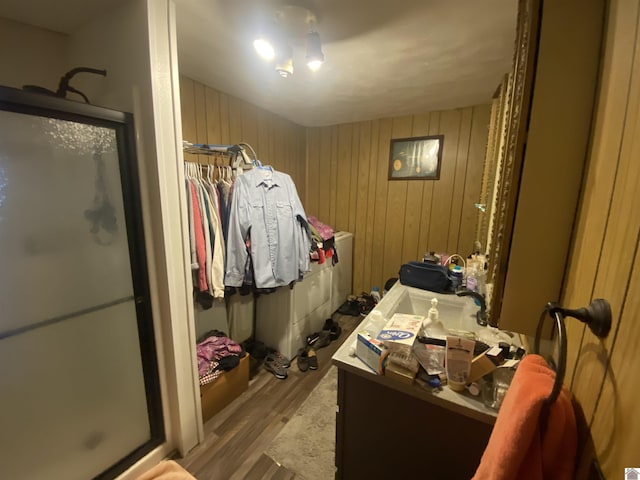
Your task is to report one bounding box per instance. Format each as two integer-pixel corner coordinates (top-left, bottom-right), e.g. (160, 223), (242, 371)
(370, 286), (381, 304)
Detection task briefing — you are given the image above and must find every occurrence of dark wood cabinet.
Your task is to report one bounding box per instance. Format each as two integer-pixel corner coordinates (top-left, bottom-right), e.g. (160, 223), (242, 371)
(335, 367), (494, 479)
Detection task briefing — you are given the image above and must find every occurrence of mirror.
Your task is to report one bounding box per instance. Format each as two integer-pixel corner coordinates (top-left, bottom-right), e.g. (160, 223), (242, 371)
(480, 0), (604, 334)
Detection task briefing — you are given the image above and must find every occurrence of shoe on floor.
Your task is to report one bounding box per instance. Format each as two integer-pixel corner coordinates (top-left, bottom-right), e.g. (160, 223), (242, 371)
(297, 348), (310, 372)
(306, 330), (331, 349)
(322, 318), (342, 341)
(266, 348), (291, 368)
(264, 353), (288, 379)
(307, 348), (318, 370)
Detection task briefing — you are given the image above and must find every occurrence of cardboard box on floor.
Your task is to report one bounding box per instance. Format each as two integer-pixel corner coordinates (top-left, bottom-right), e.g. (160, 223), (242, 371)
(200, 354), (250, 422)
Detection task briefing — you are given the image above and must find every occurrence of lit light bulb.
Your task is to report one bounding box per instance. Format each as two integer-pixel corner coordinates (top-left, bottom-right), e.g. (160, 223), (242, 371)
(253, 38), (275, 61)
(307, 59), (323, 71)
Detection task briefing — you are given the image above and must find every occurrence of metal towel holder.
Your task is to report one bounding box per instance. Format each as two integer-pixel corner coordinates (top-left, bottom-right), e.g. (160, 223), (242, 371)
(533, 299), (612, 405)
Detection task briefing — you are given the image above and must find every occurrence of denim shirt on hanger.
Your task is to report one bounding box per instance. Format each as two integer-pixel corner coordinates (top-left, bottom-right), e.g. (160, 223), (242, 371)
(225, 167), (311, 288)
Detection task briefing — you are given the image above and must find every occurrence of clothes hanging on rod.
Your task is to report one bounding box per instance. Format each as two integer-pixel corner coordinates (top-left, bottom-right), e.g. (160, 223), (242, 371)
(225, 166), (311, 289)
(184, 161), (226, 303)
(183, 141), (311, 296)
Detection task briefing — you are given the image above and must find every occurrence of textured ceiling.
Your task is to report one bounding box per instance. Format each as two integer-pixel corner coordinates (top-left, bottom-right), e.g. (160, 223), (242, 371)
(0, 0), (517, 127)
(175, 0), (518, 126)
(0, 0), (129, 33)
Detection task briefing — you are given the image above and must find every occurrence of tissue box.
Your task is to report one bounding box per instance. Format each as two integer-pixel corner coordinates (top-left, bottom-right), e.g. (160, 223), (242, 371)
(376, 313), (424, 354)
(356, 331), (388, 374)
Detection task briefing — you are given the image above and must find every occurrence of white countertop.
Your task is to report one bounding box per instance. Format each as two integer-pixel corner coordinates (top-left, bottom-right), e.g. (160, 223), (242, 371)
(332, 282), (514, 425)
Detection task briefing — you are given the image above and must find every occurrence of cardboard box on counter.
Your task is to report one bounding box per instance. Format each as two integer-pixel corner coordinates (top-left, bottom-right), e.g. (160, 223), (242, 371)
(356, 331), (388, 375)
(468, 348), (504, 384)
(376, 313), (424, 354)
(385, 361), (417, 385)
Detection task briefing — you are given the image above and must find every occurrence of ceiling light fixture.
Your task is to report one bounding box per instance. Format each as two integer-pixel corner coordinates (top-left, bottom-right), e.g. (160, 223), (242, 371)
(252, 5), (325, 78)
(275, 44), (294, 78)
(253, 36), (276, 61)
(305, 31), (325, 72)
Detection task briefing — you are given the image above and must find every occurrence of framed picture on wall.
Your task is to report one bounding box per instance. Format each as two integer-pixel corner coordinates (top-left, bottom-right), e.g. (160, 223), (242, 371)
(388, 135), (444, 180)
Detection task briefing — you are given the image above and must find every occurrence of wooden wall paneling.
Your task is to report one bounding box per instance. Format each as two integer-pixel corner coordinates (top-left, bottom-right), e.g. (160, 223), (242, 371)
(257, 109), (271, 165)
(446, 107), (473, 255)
(179, 76), (197, 157)
(218, 92), (230, 144)
(348, 123), (361, 234)
(573, 94), (640, 420)
(305, 128), (321, 216)
(317, 126), (332, 224)
(353, 121), (373, 295)
(297, 125), (306, 201)
(193, 81), (208, 164)
(204, 87), (222, 145)
(428, 109), (462, 253)
(279, 117), (290, 175)
(295, 125), (306, 196)
(417, 112), (439, 254)
(267, 111), (277, 167)
(279, 118), (289, 177)
(335, 123), (354, 231)
(370, 118), (393, 291)
(227, 95), (243, 147)
(401, 113), (428, 264)
(241, 101), (259, 154)
(458, 105), (491, 254)
(270, 117), (282, 171)
(329, 125), (340, 227)
(570, 7), (640, 422)
(564, 0), (637, 389)
(589, 237), (640, 476)
(361, 120), (381, 293)
(381, 115), (413, 285)
(402, 113), (433, 263)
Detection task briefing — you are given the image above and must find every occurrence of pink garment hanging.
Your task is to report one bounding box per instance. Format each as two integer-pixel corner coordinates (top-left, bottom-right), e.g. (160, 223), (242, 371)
(190, 181), (208, 292)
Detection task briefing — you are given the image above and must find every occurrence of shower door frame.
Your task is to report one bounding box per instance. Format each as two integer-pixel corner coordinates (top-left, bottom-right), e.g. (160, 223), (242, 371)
(0, 86), (165, 480)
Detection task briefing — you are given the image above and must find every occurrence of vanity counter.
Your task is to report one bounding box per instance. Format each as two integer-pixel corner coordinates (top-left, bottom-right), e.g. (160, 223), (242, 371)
(331, 283), (504, 479)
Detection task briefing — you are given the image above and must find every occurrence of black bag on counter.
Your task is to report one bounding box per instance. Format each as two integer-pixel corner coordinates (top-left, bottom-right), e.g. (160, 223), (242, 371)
(398, 261), (453, 294)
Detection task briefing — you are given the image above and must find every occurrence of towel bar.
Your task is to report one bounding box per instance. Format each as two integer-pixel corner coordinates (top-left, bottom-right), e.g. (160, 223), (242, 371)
(533, 299), (611, 405)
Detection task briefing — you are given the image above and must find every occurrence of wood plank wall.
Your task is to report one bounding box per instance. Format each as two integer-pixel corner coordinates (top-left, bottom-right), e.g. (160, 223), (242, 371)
(305, 105), (491, 296)
(562, 0), (640, 476)
(179, 76), (306, 200)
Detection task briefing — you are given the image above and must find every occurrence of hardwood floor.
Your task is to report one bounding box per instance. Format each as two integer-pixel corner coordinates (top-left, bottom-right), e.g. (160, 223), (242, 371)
(177, 314), (361, 480)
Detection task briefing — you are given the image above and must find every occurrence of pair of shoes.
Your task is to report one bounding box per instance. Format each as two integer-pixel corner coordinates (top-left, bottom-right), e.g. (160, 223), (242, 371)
(356, 293), (376, 316)
(297, 347), (318, 372)
(323, 318), (342, 341)
(264, 353), (288, 379)
(337, 297), (361, 316)
(266, 348), (291, 368)
(306, 330), (331, 349)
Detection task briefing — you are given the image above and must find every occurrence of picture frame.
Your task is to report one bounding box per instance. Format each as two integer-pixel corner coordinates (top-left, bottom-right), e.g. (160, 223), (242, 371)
(388, 135), (444, 180)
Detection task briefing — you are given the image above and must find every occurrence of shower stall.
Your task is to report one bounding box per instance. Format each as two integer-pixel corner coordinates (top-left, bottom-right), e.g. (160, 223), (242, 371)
(0, 86), (164, 479)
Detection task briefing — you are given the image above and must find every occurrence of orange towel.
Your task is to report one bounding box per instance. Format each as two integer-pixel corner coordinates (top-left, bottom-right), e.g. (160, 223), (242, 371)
(473, 354), (577, 480)
(135, 460), (197, 480)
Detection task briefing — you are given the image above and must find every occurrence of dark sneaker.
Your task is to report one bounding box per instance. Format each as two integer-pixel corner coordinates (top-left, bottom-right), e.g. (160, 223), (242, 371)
(264, 354), (287, 379)
(337, 298), (361, 316)
(307, 331), (331, 349)
(297, 348), (309, 372)
(323, 318), (342, 341)
(307, 348), (318, 370)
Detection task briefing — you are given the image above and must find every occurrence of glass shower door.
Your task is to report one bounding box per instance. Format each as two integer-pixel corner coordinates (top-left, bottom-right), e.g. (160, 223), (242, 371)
(0, 88), (163, 479)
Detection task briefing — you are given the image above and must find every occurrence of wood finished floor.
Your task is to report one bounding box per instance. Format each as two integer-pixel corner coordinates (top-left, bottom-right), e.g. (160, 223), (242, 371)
(177, 314), (360, 480)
